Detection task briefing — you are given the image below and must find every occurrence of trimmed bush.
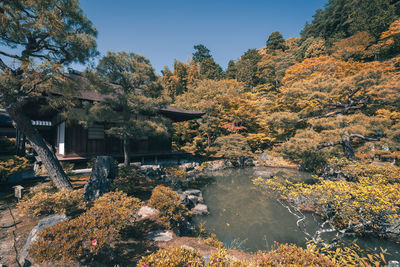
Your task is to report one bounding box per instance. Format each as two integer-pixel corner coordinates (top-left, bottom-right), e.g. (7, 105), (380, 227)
(0, 155), (31, 183)
(137, 247), (205, 267)
(29, 191), (141, 264)
(18, 184), (86, 216)
(148, 185), (188, 230)
(111, 166), (144, 195)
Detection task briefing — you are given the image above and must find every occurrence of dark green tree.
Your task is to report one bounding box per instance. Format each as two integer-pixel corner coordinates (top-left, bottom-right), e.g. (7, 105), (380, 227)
(225, 60), (237, 79)
(266, 31), (286, 51)
(301, 0), (400, 40)
(0, 0), (98, 190)
(87, 52), (169, 166)
(200, 57), (223, 80)
(235, 49), (263, 88)
(192, 44), (212, 63)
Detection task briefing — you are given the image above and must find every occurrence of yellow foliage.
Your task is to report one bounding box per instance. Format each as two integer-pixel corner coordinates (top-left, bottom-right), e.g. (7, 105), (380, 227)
(18, 184), (86, 216)
(257, 160), (400, 233)
(255, 244), (335, 266)
(203, 233), (224, 249)
(137, 247), (205, 266)
(29, 191), (141, 263)
(0, 156), (31, 183)
(148, 185), (188, 229)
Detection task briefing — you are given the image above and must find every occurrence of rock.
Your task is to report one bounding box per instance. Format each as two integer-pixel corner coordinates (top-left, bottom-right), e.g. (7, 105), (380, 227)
(184, 189), (202, 197)
(192, 204), (209, 216)
(181, 245), (195, 251)
(203, 160), (235, 171)
(179, 162), (196, 171)
(140, 165), (163, 178)
(84, 156), (116, 201)
(137, 206), (157, 219)
(20, 214), (68, 265)
(180, 189), (204, 209)
(188, 195), (202, 205)
(389, 261), (400, 267)
(259, 153), (270, 162)
(387, 219), (400, 235)
(254, 170), (273, 178)
(224, 160), (234, 168)
(148, 230), (173, 242)
(243, 157), (255, 167)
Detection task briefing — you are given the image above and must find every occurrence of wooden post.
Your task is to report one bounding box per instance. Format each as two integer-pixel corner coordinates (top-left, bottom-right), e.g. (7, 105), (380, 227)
(13, 185), (24, 200)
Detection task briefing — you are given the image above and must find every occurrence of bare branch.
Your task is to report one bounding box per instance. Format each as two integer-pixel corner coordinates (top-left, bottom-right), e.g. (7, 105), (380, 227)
(0, 51), (23, 60)
(350, 134), (380, 142)
(317, 140), (343, 150)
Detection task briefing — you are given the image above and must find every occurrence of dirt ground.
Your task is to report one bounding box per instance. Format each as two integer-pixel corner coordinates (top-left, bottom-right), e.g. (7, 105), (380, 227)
(0, 189), (40, 267)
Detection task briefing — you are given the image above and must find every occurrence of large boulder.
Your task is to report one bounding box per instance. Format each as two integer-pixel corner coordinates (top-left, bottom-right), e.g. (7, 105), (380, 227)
(192, 204), (209, 216)
(20, 214), (68, 266)
(180, 189), (204, 209)
(148, 230), (174, 242)
(259, 153), (270, 162)
(84, 156), (116, 201)
(137, 205), (158, 219)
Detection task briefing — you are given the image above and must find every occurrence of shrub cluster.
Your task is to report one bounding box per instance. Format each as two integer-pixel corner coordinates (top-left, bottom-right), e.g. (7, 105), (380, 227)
(111, 166), (144, 195)
(29, 191), (141, 264)
(165, 167), (188, 179)
(207, 248), (247, 266)
(0, 155), (31, 183)
(137, 247), (205, 266)
(140, 245), (375, 266)
(18, 184), (86, 216)
(255, 244), (335, 266)
(256, 159), (400, 236)
(203, 233), (224, 249)
(148, 185), (188, 230)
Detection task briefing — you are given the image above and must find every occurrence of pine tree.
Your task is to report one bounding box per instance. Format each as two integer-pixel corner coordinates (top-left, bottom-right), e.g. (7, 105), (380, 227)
(87, 52), (169, 166)
(0, 0), (98, 190)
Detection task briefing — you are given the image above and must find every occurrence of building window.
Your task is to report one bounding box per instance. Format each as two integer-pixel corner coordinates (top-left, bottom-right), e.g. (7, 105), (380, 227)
(88, 124), (104, 139)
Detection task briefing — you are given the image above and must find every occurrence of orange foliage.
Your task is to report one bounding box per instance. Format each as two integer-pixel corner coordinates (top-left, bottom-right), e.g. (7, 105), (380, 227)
(282, 56), (389, 87)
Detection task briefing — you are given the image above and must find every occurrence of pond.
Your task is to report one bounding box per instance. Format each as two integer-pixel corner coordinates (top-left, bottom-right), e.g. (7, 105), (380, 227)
(194, 167), (400, 259)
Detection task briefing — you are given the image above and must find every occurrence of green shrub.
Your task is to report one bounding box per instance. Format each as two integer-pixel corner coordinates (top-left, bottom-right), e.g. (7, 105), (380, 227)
(111, 166), (144, 195)
(0, 155), (31, 183)
(18, 184), (86, 216)
(148, 185), (188, 230)
(29, 191), (141, 264)
(137, 247), (205, 267)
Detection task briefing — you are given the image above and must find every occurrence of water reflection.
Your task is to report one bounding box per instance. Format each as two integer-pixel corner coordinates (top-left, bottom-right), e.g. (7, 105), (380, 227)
(194, 167), (400, 259)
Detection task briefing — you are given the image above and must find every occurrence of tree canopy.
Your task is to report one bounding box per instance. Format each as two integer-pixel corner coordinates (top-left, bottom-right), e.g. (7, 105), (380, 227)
(0, 0), (98, 190)
(86, 51), (169, 166)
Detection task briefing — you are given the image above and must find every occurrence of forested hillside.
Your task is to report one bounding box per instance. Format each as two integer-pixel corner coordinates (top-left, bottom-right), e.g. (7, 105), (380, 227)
(164, 0), (400, 173)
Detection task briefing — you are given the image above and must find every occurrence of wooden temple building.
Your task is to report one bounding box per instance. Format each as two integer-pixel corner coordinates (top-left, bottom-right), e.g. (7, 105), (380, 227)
(1, 72), (204, 161)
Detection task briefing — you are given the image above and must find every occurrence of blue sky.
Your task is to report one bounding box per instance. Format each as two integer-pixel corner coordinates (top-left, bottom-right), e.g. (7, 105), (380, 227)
(78, 0), (327, 73)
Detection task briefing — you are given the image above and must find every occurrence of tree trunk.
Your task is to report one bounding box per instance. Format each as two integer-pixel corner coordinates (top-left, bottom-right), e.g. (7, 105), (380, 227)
(341, 132), (354, 160)
(6, 106), (73, 190)
(123, 134), (130, 167)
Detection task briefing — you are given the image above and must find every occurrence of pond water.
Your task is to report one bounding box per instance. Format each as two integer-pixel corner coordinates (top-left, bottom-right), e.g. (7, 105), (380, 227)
(194, 167), (400, 259)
